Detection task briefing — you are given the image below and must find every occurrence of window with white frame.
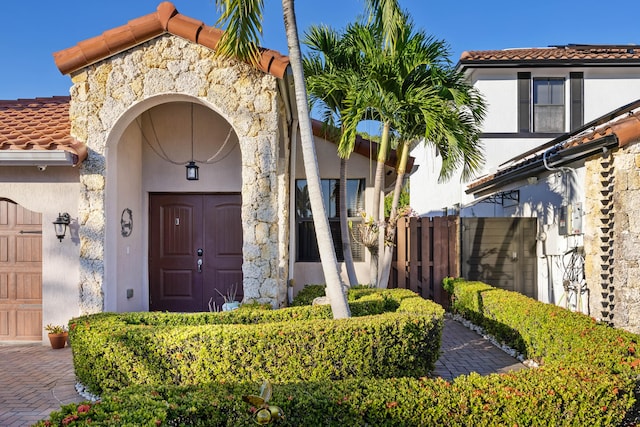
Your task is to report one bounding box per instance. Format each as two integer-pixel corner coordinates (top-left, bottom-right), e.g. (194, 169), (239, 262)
(295, 178), (364, 262)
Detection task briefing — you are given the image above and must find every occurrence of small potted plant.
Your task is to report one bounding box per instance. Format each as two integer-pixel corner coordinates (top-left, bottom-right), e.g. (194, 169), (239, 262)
(45, 324), (68, 349)
(216, 283), (240, 311)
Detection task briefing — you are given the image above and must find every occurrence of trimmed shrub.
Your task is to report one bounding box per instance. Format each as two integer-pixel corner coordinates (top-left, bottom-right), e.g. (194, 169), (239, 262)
(37, 369), (632, 426)
(69, 289), (444, 395)
(41, 282), (639, 425)
(290, 284), (326, 306)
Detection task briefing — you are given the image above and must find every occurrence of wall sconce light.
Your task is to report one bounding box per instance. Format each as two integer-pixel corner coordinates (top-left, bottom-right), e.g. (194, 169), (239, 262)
(186, 161), (199, 180)
(53, 212), (71, 242)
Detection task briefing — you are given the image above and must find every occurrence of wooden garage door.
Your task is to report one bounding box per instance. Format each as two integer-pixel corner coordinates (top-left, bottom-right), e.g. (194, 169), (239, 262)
(0, 200), (42, 341)
(461, 217), (537, 298)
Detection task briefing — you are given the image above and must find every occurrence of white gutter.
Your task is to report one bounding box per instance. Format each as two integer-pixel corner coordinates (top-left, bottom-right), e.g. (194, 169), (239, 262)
(0, 150), (77, 166)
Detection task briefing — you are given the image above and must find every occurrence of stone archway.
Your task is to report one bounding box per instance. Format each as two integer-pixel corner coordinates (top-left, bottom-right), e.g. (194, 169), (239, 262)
(69, 34), (288, 314)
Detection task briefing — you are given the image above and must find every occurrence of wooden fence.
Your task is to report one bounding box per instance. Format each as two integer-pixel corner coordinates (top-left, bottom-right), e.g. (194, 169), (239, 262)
(390, 216), (459, 308)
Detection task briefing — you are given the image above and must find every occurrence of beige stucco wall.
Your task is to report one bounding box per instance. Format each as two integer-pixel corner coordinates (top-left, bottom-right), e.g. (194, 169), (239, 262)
(585, 140), (640, 333)
(0, 167), (81, 340)
(69, 34), (288, 312)
(291, 134), (379, 292)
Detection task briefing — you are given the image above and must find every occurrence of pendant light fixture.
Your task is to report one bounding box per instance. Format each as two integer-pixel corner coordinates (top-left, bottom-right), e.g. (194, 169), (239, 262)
(186, 103), (199, 180)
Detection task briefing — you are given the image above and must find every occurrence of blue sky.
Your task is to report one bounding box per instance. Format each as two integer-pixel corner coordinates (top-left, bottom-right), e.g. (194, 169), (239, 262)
(1, 0), (639, 100)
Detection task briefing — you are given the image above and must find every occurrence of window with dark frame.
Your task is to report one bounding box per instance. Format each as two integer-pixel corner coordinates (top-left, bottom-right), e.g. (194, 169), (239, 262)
(533, 78), (565, 132)
(518, 73), (583, 134)
(295, 178), (365, 262)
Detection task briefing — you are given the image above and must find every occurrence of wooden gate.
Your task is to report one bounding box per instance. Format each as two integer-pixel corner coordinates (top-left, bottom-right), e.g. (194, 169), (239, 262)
(391, 216), (459, 308)
(460, 217), (537, 298)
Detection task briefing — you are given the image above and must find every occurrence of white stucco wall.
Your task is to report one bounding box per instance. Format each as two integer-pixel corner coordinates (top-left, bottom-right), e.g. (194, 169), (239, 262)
(412, 65), (640, 217)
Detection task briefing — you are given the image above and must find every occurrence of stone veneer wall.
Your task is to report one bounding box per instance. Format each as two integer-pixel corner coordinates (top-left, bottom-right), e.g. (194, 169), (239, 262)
(585, 141), (640, 334)
(68, 34), (287, 313)
(584, 151), (616, 325)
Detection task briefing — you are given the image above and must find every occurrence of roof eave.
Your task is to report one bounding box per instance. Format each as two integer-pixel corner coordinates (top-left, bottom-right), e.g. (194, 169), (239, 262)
(467, 134), (619, 197)
(458, 59), (640, 72)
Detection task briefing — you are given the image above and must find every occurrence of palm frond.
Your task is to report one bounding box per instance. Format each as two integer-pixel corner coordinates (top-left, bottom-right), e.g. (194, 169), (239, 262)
(215, 0), (264, 66)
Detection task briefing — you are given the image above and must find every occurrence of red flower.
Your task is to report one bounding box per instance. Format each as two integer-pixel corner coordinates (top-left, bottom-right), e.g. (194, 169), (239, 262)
(77, 404), (91, 413)
(386, 401), (398, 409)
(62, 414), (79, 425)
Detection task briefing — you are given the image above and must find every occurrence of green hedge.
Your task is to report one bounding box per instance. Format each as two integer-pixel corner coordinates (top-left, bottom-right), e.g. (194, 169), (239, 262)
(38, 369), (631, 426)
(69, 288), (444, 395)
(39, 282), (639, 426)
(450, 280), (640, 373)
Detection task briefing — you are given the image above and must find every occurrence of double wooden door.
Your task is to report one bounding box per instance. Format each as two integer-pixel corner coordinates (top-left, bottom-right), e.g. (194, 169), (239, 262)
(149, 194), (243, 312)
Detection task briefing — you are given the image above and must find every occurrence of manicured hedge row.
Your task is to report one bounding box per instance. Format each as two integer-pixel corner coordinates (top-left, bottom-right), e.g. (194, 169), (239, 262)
(450, 280), (640, 374)
(449, 279), (639, 424)
(69, 288), (444, 395)
(38, 369), (631, 426)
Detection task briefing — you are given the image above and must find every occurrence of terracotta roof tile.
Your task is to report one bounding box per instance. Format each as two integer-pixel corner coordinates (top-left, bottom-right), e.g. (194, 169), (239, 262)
(0, 97), (87, 164)
(53, 1), (290, 78)
(460, 45), (640, 64)
(311, 119), (415, 171)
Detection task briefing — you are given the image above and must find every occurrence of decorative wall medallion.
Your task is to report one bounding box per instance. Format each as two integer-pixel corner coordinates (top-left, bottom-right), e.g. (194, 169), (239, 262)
(121, 208), (133, 237)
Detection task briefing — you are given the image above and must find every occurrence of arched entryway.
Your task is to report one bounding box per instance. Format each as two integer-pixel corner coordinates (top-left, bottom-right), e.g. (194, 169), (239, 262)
(105, 99), (244, 313)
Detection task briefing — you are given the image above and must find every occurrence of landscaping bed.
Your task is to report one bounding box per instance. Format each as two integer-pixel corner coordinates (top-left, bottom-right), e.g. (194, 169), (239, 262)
(68, 288), (444, 395)
(38, 283), (638, 426)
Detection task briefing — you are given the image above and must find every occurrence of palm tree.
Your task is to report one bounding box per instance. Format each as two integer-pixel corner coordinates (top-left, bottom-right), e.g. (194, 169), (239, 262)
(341, 3), (486, 288)
(303, 24), (363, 287)
(215, 0), (350, 318)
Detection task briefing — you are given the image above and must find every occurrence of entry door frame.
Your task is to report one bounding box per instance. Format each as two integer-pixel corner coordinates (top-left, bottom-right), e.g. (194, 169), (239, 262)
(148, 192), (243, 312)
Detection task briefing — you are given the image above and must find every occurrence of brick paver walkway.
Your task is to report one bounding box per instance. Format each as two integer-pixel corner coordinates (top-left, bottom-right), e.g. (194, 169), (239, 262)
(0, 319), (525, 426)
(0, 344), (82, 427)
(433, 318), (526, 380)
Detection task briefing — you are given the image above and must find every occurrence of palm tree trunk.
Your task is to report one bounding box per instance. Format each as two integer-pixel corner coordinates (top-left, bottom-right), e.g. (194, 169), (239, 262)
(282, 0), (350, 318)
(377, 140), (408, 288)
(370, 121), (390, 287)
(339, 157), (358, 286)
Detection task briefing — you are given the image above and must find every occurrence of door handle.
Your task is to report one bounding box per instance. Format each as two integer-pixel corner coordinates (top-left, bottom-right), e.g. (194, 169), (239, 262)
(197, 258), (203, 272)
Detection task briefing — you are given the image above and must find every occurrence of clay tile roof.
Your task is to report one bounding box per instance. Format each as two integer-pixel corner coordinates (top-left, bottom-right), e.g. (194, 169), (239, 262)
(0, 97), (87, 164)
(311, 119), (415, 171)
(53, 1), (290, 79)
(459, 44), (640, 65)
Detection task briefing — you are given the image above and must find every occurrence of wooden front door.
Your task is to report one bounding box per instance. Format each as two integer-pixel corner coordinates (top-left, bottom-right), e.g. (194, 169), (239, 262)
(461, 217), (537, 298)
(0, 200), (42, 341)
(149, 194), (243, 312)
